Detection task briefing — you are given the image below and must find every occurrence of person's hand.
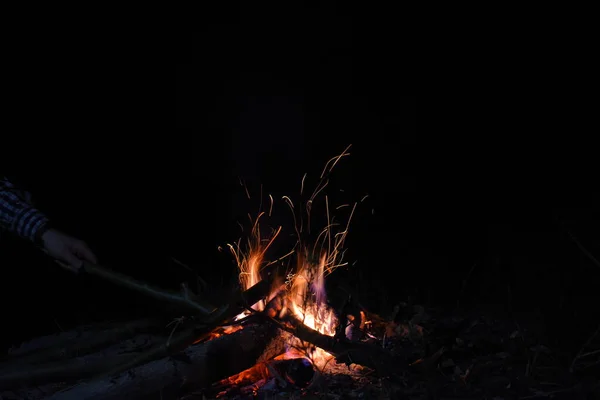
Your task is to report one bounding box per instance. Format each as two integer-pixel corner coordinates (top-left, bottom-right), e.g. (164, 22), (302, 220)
(40, 228), (98, 272)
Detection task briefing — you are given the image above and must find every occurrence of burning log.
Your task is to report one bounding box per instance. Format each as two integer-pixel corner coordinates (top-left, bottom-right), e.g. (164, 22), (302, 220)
(278, 315), (408, 378)
(208, 356), (315, 398)
(235, 273), (280, 312)
(264, 287), (286, 318)
(44, 322), (286, 400)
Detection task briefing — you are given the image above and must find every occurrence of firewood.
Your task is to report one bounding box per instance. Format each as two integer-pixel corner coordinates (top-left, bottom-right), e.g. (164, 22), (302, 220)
(45, 323), (286, 400)
(0, 334), (164, 390)
(70, 278), (279, 385)
(277, 315), (408, 378)
(264, 289), (286, 318)
(209, 355), (312, 398)
(1, 382), (68, 400)
(0, 274), (278, 391)
(4, 317), (162, 365)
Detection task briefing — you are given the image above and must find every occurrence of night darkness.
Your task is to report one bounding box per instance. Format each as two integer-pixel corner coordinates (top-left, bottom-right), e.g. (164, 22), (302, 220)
(1, 6), (599, 396)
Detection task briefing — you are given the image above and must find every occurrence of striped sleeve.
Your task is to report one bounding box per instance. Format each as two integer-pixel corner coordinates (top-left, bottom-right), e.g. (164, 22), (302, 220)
(0, 177), (49, 242)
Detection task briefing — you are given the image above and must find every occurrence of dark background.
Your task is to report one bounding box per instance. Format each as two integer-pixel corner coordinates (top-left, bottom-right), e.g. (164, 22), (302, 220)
(2, 6), (599, 363)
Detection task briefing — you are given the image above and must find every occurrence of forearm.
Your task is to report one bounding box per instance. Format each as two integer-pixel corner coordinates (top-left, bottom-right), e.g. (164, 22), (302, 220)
(0, 177), (49, 242)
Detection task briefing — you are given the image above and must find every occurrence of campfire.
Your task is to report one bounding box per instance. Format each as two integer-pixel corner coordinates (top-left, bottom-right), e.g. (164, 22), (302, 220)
(209, 144), (374, 396)
(1, 145), (599, 399)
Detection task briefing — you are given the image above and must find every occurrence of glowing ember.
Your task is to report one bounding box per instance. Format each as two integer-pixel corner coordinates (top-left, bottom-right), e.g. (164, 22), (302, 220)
(201, 325), (245, 341)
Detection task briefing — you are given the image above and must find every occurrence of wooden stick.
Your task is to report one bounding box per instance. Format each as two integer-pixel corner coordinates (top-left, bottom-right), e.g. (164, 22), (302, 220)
(51, 258), (275, 320)
(570, 322), (600, 372)
(78, 261), (218, 315)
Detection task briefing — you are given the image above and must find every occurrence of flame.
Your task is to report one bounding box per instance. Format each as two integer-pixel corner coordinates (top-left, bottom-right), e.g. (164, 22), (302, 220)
(282, 251), (339, 368)
(227, 212), (281, 314)
(287, 252), (335, 336)
(226, 145), (357, 369)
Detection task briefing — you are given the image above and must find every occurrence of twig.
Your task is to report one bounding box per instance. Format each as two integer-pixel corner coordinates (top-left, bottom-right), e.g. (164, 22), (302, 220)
(171, 257), (208, 291)
(570, 322), (600, 372)
(170, 257), (194, 273)
(567, 230), (600, 270)
(520, 385), (586, 399)
(578, 348), (600, 359)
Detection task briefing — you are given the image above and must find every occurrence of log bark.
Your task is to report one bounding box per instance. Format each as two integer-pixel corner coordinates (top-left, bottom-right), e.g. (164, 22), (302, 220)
(0, 382), (68, 400)
(3, 317), (162, 365)
(45, 323), (286, 400)
(0, 334), (164, 390)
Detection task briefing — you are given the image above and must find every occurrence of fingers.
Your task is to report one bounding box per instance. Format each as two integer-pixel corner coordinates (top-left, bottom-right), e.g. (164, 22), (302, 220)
(40, 228), (98, 271)
(54, 259), (81, 274)
(61, 251), (84, 272)
(63, 239), (97, 271)
(72, 240), (98, 265)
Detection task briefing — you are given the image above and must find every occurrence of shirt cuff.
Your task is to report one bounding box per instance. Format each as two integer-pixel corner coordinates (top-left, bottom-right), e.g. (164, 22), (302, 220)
(15, 206), (50, 243)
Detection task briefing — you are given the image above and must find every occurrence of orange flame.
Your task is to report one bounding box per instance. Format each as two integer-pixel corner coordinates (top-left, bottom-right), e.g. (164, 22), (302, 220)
(227, 145), (357, 368)
(227, 212), (281, 313)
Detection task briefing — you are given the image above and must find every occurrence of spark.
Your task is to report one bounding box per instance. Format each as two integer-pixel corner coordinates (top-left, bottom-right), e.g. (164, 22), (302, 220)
(259, 184), (263, 213)
(319, 144), (352, 179)
(265, 248), (295, 267)
(301, 173), (307, 195)
(326, 195), (332, 257)
(239, 177), (251, 199)
(309, 179), (329, 204)
(282, 195), (301, 242)
(282, 196), (294, 209)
